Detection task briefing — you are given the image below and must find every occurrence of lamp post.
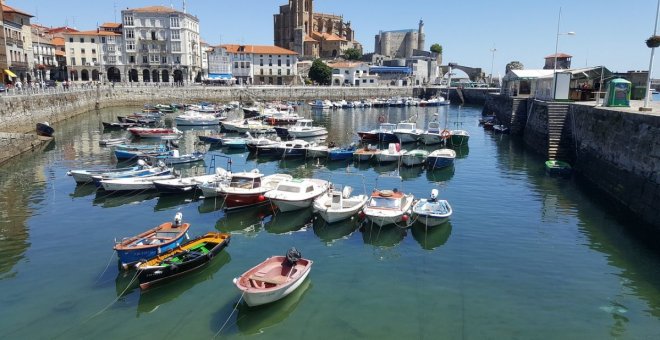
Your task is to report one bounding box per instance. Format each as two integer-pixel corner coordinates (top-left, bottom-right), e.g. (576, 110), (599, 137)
(642, 0), (660, 111)
(489, 47), (496, 87)
(552, 7), (575, 100)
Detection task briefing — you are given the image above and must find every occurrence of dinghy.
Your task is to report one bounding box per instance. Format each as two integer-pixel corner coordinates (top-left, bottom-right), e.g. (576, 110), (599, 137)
(233, 248), (312, 307)
(411, 189), (452, 227)
(401, 149), (429, 166)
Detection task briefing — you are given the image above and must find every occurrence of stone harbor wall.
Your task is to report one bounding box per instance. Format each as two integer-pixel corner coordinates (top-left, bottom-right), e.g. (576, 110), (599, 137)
(0, 132), (50, 166)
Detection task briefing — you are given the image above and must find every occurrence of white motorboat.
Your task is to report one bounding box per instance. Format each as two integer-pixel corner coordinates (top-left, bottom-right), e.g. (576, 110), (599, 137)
(426, 149), (457, 169)
(153, 173), (222, 194)
(306, 144), (329, 158)
(375, 143), (404, 163)
(393, 122), (423, 143)
(412, 189), (452, 227)
(232, 120), (275, 134)
(199, 170), (293, 210)
(401, 149), (430, 166)
(313, 186), (368, 223)
(67, 163), (145, 184)
(310, 99), (331, 109)
(448, 130), (470, 147)
(174, 111), (220, 126)
(100, 173), (176, 191)
(353, 144), (379, 161)
(420, 121), (445, 145)
(264, 178), (331, 212)
(362, 188), (415, 227)
(279, 139), (311, 159)
(99, 138), (127, 146)
(128, 127), (182, 139)
(150, 150), (205, 165)
(287, 119), (328, 138)
(233, 248), (312, 307)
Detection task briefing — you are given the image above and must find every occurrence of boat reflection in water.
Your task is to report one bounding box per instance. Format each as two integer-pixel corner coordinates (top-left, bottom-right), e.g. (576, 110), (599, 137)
(136, 252), (231, 316)
(69, 183), (97, 198)
(399, 165), (424, 181)
(93, 190), (159, 208)
(425, 165), (455, 183)
(264, 208), (313, 234)
(452, 145), (469, 159)
(411, 222), (452, 250)
(360, 222), (407, 248)
(154, 194), (198, 212)
(215, 204), (274, 235)
(198, 196), (226, 214)
(312, 216), (361, 245)
(235, 278), (312, 335)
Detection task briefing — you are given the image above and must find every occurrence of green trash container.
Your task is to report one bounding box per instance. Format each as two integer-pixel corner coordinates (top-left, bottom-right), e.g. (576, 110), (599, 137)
(604, 78), (631, 107)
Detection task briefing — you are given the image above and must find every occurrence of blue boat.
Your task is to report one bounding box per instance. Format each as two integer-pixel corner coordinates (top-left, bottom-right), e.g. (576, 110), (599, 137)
(280, 139), (310, 158)
(376, 123), (399, 143)
(198, 135), (224, 144)
(113, 213), (191, 269)
(114, 148), (169, 160)
(223, 138), (247, 149)
(426, 149), (457, 169)
(114, 144), (167, 151)
(328, 146), (356, 161)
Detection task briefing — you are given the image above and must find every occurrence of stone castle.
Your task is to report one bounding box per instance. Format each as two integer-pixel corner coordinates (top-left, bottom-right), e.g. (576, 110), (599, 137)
(274, 0), (362, 58)
(374, 20), (425, 59)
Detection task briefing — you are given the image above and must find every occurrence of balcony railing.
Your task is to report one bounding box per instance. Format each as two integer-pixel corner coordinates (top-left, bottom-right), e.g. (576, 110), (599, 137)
(11, 61), (28, 68)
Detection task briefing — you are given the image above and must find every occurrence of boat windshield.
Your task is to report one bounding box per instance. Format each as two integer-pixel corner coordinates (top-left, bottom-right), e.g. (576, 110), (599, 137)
(369, 197), (401, 209)
(230, 177), (254, 189)
(277, 184), (301, 193)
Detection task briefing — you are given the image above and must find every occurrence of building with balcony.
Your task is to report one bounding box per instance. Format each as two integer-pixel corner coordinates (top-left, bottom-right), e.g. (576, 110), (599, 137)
(329, 61), (378, 87)
(121, 5), (202, 84)
(205, 45), (233, 83)
(63, 30), (121, 82)
(221, 44), (298, 85)
(31, 28), (56, 82)
(2, 3), (33, 84)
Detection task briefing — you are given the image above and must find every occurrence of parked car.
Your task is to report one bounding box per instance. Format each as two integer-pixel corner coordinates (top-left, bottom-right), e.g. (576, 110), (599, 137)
(0, 84), (6, 92)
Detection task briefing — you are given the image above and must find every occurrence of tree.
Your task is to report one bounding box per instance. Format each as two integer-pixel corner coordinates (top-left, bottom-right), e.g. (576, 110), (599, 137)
(308, 59), (333, 85)
(505, 61), (524, 73)
(430, 43), (443, 54)
(344, 48), (362, 60)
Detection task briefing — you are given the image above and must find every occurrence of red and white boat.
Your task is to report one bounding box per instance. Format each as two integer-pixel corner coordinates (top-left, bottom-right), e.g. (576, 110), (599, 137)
(199, 169), (292, 210)
(128, 127), (182, 139)
(362, 188), (415, 227)
(233, 248), (312, 307)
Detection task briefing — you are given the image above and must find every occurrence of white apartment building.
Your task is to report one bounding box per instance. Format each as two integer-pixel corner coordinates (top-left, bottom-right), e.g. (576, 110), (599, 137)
(329, 61), (378, 87)
(221, 44), (298, 85)
(63, 30), (121, 82)
(121, 5), (202, 84)
(31, 30), (55, 82)
(206, 45), (232, 82)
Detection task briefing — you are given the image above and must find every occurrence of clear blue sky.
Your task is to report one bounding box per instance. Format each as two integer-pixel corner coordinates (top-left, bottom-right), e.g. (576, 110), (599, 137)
(14, 0), (660, 77)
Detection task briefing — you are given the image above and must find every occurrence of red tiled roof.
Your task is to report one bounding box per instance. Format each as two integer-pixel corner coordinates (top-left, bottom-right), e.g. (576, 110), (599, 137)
(55, 50), (66, 57)
(47, 27), (79, 34)
(311, 32), (347, 42)
(2, 4), (33, 17)
(221, 44), (298, 55)
(52, 37), (65, 46)
(545, 53), (572, 59)
(100, 22), (122, 28)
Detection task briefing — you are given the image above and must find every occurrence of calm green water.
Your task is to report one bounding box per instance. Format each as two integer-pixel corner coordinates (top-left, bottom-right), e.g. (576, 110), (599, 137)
(1, 104), (659, 339)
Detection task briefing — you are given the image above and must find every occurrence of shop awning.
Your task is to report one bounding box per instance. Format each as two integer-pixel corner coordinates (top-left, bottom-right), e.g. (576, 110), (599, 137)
(4, 69), (17, 78)
(207, 73), (233, 80)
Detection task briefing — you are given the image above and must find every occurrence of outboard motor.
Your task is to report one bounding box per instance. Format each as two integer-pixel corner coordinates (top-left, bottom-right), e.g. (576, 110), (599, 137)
(285, 247), (302, 266)
(430, 189), (439, 202)
(173, 212), (183, 227)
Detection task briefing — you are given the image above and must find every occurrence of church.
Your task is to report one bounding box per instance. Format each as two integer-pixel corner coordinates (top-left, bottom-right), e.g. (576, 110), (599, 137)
(274, 0), (362, 58)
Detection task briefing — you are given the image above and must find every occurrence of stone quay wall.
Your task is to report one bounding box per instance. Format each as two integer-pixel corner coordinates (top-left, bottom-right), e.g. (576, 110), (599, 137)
(571, 105), (660, 229)
(0, 132), (48, 165)
(415, 87), (499, 105)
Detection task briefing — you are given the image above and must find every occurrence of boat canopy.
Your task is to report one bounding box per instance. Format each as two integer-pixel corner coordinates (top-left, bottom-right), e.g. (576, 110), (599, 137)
(207, 73), (233, 80)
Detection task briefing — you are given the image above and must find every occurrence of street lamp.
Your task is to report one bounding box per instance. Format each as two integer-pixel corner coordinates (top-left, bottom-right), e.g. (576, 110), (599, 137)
(642, 0), (660, 111)
(489, 47), (496, 86)
(552, 7), (575, 100)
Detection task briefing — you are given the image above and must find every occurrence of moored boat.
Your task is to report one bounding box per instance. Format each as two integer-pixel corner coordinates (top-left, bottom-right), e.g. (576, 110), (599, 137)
(426, 149), (456, 169)
(353, 145), (379, 161)
(100, 172), (175, 191)
(420, 121), (445, 145)
(114, 212), (190, 269)
(412, 189), (452, 227)
(287, 119), (328, 138)
(128, 127), (182, 139)
(264, 178), (330, 212)
(362, 188), (415, 227)
(153, 173), (221, 194)
(137, 232), (231, 289)
(174, 111), (220, 126)
(448, 130), (470, 147)
(199, 170), (292, 210)
(36, 122), (55, 137)
(328, 145), (356, 161)
(401, 149), (430, 166)
(233, 248), (312, 307)
(544, 160), (572, 177)
(393, 122), (423, 143)
(375, 143), (404, 163)
(67, 162), (145, 184)
(313, 186), (368, 223)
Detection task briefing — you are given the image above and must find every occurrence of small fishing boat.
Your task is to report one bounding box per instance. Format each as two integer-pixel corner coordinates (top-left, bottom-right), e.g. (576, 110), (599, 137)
(99, 138), (127, 146)
(544, 160), (572, 177)
(232, 120), (276, 134)
(199, 170), (292, 210)
(245, 133), (278, 153)
(174, 111), (220, 126)
(155, 104), (178, 113)
(102, 121), (139, 130)
(286, 119), (328, 138)
(420, 121), (444, 145)
(310, 99), (331, 109)
(67, 162), (145, 184)
(100, 173), (176, 191)
(448, 130), (470, 147)
(114, 212), (190, 269)
(150, 150), (205, 165)
(198, 135), (225, 144)
(153, 173), (221, 194)
(412, 189), (452, 227)
(353, 145), (379, 161)
(137, 232), (231, 289)
(224, 138), (247, 149)
(401, 149), (430, 166)
(393, 122), (423, 143)
(362, 188), (415, 227)
(114, 148), (169, 161)
(328, 145), (356, 161)
(279, 139), (311, 159)
(128, 127), (182, 139)
(426, 149), (456, 169)
(264, 178), (331, 212)
(92, 163), (171, 185)
(313, 185), (368, 223)
(306, 144), (329, 158)
(233, 248), (312, 307)
(375, 143), (404, 163)
(376, 123), (398, 143)
(493, 124), (509, 134)
(483, 121), (495, 131)
(36, 122), (55, 137)
(266, 112), (301, 125)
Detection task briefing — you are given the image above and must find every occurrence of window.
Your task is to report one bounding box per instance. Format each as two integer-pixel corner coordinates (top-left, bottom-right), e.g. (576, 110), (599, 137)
(175, 56), (180, 63)
(363, 79), (367, 83)
(286, 60), (290, 67)
(129, 55), (135, 63)
(126, 42), (135, 51)
(269, 59), (272, 67)
(161, 56), (167, 63)
(126, 29), (134, 39)
(269, 69), (272, 75)
(278, 60), (281, 67)
(80, 38), (84, 43)
(171, 42), (181, 52)
(150, 19), (156, 27)
(70, 57), (76, 65)
(170, 17), (179, 28)
(91, 49), (96, 54)
(151, 31), (156, 40)
(81, 57), (87, 65)
(81, 48), (86, 54)
(246, 62), (250, 68)
(278, 69), (282, 75)
(260, 69), (264, 75)
(150, 54), (159, 63)
(101, 37), (106, 43)
(234, 62), (238, 69)
(287, 69), (291, 75)
(171, 30), (180, 40)
(260, 59), (263, 66)
(91, 38), (95, 43)
(143, 56), (148, 63)
(69, 48), (74, 54)
(370, 79), (375, 83)
(124, 16), (134, 26)
(107, 56), (116, 64)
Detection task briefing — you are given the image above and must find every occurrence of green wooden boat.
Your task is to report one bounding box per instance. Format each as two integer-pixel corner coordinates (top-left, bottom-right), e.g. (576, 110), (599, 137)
(545, 160), (572, 177)
(449, 130), (470, 147)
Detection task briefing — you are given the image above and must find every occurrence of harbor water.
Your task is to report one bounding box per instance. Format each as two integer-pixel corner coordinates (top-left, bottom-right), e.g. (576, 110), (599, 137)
(1, 104), (659, 339)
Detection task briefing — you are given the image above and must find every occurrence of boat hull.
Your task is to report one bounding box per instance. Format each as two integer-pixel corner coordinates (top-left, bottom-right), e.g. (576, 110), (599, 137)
(224, 192), (269, 210)
(328, 151), (354, 161)
(426, 156), (454, 169)
(174, 118), (220, 126)
(288, 129), (328, 138)
(449, 134), (469, 147)
(420, 133), (443, 145)
(364, 211), (407, 227)
(401, 155), (427, 166)
(394, 132), (419, 143)
(270, 197), (316, 212)
(116, 234), (186, 268)
(357, 132), (378, 142)
(377, 132), (399, 143)
(375, 153), (401, 163)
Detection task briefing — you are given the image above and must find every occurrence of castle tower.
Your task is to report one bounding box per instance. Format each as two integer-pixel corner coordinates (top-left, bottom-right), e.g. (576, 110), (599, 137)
(418, 19), (425, 51)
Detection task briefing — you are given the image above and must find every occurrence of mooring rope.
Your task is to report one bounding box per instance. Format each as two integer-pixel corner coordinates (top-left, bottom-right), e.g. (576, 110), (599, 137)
(213, 292), (245, 339)
(94, 250), (117, 284)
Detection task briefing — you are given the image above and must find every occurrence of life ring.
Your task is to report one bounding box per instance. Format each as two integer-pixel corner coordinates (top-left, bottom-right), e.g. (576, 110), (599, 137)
(440, 129), (451, 139)
(378, 115), (386, 123)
